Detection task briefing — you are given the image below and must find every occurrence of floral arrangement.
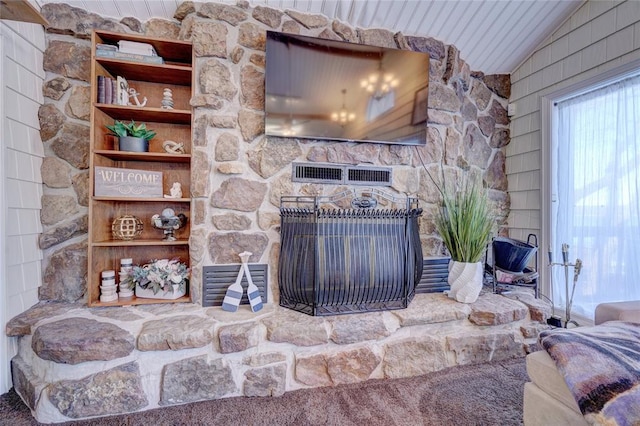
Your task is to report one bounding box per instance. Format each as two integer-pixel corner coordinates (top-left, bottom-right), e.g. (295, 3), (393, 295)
(120, 258), (189, 295)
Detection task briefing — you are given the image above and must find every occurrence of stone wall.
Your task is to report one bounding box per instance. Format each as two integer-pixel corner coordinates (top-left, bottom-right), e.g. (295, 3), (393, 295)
(37, 1), (511, 304)
(8, 292), (550, 423)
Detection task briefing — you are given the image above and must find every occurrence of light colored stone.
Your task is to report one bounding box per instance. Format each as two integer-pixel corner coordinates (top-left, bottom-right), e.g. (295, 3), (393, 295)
(285, 10), (328, 29)
(40, 194), (79, 226)
(252, 5), (283, 28)
(161, 356), (236, 405)
(199, 59), (237, 100)
(248, 137), (301, 179)
(144, 18), (180, 39)
(490, 128), (510, 148)
(49, 362), (147, 418)
(50, 122), (90, 169)
(137, 315), (216, 351)
(281, 20), (301, 34)
(238, 109), (264, 141)
(486, 150), (508, 191)
(120, 16), (142, 32)
(263, 310), (328, 346)
(11, 356), (45, 411)
(198, 2), (248, 26)
(357, 28), (396, 48)
(42, 3), (125, 38)
(391, 167), (420, 194)
(318, 28), (340, 40)
(332, 20), (358, 42)
(240, 65), (264, 110)
(447, 330), (524, 365)
(190, 94), (224, 109)
(406, 36), (445, 60)
(72, 171), (89, 206)
(489, 99), (509, 125)
(383, 336), (448, 379)
(217, 161), (245, 174)
(393, 293), (471, 326)
(210, 177), (267, 211)
(65, 85), (90, 121)
(469, 293), (529, 325)
(43, 40), (91, 82)
(504, 292), (553, 322)
(218, 321), (261, 353)
(244, 363), (286, 396)
(41, 157), (71, 188)
(329, 312), (393, 344)
(211, 115), (238, 128)
(215, 132), (240, 161)
(89, 307), (144, 321)
(38, 104), (66, 142)
(327, 347), (380, 385)
(230, 46), (244, 63)
(427, 109), (454, 126)
(326, 143), (379, 165)
(43, 77), (70, 100)
(478, 115), (496, 137)
(5, 301), (82, 337)
(38, 215), (88, 250)
(249, 53), (265, 68)
(173, 1), (195, 20)
(192, 21), (227, 58)
(380, 144), (412, 165)
(212, 213), (251, 230)
(238, 22), (266, 50)
(429, 82), (461, 112)
(244, 352), (287, 367)
(193, 199), (206, 225)
(207, 232), (268, 263)
(268, 173), (293, 207)
(32, 317), (134, 364)
(471, 79), (492, 111)
(257, 210), (280, 230)
(192, 149), (211, 197)
(463, 124), (491, 169)
(295, 354), (332, 387)
(189, 228), (207, 263)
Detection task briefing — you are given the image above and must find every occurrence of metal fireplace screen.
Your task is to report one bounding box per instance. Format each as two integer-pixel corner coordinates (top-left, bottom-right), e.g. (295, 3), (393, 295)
(279, 188), (423, 316)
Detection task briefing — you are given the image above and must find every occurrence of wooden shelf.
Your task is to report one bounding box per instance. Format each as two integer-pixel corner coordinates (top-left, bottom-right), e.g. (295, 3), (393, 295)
(91, 238), (189, 247)
(88, 30), (193, 307)
(0, 0), (48, 25)
(95, 104), (191, 124)
(95, 150), (191, 163)
(88, 295), (192, 307)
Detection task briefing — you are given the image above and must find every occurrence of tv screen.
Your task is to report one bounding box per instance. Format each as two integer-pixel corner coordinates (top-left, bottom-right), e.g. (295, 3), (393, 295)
(265, 31), (429, 146)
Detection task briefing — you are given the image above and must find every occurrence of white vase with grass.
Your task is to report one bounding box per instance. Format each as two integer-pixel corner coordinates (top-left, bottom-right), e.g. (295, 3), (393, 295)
(432, 169), (494, 304)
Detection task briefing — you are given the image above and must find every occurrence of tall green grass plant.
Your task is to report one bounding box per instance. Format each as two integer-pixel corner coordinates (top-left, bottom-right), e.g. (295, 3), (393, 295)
(433, 174), (494, 263)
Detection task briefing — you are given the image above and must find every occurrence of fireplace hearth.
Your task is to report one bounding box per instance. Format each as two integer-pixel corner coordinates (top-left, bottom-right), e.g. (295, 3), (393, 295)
(279, 189), (423, 316)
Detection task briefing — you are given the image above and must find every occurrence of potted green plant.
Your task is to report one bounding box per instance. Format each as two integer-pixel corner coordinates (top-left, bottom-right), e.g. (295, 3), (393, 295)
(106, 120), (156, 152)
(431, 168), (494, 303)
(119, 258), (189, 300)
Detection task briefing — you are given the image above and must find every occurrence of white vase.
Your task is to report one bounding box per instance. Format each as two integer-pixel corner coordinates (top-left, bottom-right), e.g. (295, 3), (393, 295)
(445, 261), (483, 303)
(135, 283), (186, 300)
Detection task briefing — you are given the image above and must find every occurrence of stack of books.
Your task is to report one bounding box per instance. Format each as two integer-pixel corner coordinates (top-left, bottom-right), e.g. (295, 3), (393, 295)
(97, 75), (130, 106)
(96, 40), (163, 64)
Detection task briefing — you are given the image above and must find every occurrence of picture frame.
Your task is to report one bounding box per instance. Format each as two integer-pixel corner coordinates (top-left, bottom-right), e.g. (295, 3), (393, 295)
(411, 85), (429, 125)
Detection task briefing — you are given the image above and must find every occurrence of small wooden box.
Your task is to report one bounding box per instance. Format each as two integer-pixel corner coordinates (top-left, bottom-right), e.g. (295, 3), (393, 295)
(95, 166), (163, 198)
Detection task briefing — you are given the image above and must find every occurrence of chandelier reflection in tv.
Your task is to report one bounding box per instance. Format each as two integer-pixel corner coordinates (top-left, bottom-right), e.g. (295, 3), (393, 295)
(331, 88), (356, 125)
(360, 59), (399, 100)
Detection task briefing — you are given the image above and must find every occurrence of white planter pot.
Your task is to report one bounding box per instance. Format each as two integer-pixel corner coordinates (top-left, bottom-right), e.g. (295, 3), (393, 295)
(445, 261), (483, 303)
(135, 283), (185, 300)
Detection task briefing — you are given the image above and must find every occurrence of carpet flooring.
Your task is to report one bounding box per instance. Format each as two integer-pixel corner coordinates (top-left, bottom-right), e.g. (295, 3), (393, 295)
(0, 357), (529, 426)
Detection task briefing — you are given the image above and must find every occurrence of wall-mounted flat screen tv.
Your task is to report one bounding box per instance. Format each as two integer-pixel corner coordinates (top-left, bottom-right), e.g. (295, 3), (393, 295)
(265, 31), (430, 146)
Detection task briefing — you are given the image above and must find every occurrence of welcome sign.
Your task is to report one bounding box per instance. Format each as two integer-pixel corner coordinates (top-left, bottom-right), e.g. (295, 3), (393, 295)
(95, 166), (163, 198)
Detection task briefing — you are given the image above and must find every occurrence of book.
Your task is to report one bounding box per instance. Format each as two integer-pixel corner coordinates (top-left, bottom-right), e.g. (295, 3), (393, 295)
(97, 75), (105, 104)
(117, 40), (157, 56)
(111, 78), (117, 104)
(104, 77), (112, 105)
(96, 49), (164, 64)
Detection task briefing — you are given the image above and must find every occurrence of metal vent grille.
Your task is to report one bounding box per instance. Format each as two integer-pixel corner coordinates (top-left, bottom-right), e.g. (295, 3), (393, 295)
(346, 167), (392, 185)
(292, 162), (392, 186)
(202, 264), (268, 307)
(294, 163), (343, 183)
(416, 257), (450, 293)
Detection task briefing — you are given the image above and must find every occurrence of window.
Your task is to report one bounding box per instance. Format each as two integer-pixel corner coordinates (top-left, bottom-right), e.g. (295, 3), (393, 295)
(552, 74), (640, 319)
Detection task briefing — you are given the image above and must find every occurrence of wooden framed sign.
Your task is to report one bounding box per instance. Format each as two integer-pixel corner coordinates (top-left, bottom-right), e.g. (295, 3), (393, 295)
(95, 166), (163, 198)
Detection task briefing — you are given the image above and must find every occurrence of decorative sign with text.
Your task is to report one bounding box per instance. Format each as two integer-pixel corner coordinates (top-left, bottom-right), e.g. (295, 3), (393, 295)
(95, 167), (163, 198)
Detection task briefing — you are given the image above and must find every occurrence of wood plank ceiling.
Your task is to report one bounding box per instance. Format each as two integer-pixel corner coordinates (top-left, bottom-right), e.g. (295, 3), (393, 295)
(34, 0), (584, 74)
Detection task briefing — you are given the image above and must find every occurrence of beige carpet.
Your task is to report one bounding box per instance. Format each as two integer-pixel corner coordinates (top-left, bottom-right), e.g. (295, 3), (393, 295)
(0, 357), (528, 426)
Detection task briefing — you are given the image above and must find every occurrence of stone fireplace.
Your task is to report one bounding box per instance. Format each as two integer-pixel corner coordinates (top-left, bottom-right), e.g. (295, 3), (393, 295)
(6, 1), (533, 423)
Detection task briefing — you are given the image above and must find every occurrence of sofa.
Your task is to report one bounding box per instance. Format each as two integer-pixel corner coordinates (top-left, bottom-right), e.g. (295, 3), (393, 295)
(523, 301), (640, 426)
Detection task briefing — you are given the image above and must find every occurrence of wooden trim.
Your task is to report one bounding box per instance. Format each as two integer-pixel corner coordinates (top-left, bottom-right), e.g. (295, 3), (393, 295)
(0, 0), (48, 26)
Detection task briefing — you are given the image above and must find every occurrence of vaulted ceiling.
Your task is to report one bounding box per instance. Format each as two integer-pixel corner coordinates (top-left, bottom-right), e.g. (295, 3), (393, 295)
(34, 0), (584, 74)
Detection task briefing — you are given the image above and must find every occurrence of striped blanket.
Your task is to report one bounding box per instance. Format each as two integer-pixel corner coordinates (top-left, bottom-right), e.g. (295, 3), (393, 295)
(539, 321), (640, 425)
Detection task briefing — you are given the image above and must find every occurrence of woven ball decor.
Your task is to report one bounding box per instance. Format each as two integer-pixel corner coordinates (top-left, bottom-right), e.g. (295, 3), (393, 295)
(112, 215), (143, 240)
